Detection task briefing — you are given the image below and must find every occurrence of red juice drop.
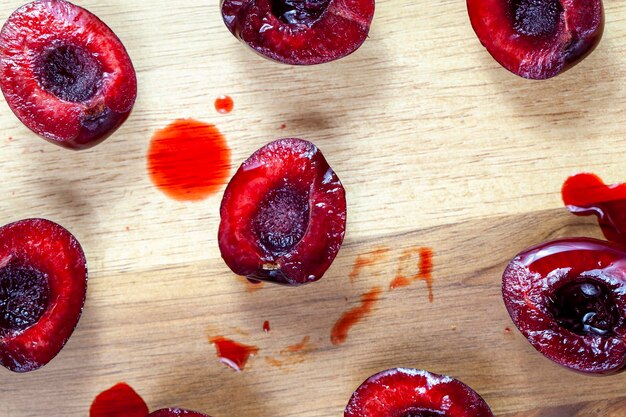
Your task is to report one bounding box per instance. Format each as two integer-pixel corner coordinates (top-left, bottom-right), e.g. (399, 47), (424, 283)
(210, 336), (259, 371)
(280, 336), (312, 354)
(263, 320), (271, 333)
(147, 119), (231, 202)
(215, 95), (234, 114)
(90, 383), (148, 417)
(562, 173), (626, 243)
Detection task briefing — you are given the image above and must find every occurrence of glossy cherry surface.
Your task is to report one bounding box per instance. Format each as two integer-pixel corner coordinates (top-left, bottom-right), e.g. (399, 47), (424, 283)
(503, 238), (626, 374)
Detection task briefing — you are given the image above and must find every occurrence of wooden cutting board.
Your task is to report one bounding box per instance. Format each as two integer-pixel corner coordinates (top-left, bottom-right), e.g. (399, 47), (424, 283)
(1, 0), (626, 416)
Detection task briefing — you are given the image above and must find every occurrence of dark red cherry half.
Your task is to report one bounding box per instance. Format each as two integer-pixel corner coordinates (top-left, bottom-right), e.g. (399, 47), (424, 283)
(562, 173), (626, 244)
(218, 138), (347, 286)
(0, 218), (87, 372)
(149, 409), (211, 417)
(467, 0), (604, 79)
(0, 0), (137, 150)
(220, 0), (375, 65)
(503, 238), (626, 374)
(345, 368), (494, 417)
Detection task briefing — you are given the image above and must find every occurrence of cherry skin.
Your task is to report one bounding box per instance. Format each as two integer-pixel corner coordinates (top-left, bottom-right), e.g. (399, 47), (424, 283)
(503, 237), (626, 374)
(345, 368), (494, 417)
(0, 0), (137, 149)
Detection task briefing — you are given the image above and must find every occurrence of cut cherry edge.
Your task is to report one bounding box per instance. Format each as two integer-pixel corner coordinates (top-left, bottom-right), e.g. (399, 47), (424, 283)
(502, 237), (626, 374)
(345, 368), (494, 417)
(149, 409), (212, 417)
(218, 138), (347, 286)
(220, 0), (375, 65)
(467, 0), (604, 79)
(0, 0), (137, 150)
(0, 218), (87, 373)
(562, 172), (626, 244)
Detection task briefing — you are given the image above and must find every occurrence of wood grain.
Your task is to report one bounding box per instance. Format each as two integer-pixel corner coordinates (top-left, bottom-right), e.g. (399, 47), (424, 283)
(1, 0), (626, 416)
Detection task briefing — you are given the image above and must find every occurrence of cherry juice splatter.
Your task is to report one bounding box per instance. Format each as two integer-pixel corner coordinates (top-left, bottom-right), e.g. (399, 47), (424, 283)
(147, 119), (231, 201)
(266, 336), (315, 368)
(562, 172), (626, 243)
(210, 336), (259, 371)
(349, 248), (389, 282)
(390, 247), (434, 301)
(331, 287), (382, 345)
(280, 336), (313, 354)
(215, 95), (234, 114)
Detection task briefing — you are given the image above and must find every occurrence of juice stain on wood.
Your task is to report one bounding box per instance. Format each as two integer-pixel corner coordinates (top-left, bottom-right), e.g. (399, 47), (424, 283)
(210, 336), (259, 371)
(147, 119), (231, 201)
(349, 248), (390, 282)
(215, 95), (234, 114)
(390, 247), (434, 302)
(331, 287), (382, 345)
(266, 336), (316, 368)
(280, 336), (313, 354)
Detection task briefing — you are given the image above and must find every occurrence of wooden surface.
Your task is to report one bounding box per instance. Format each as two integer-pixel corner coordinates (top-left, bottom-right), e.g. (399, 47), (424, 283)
(1, 0), (626, 416)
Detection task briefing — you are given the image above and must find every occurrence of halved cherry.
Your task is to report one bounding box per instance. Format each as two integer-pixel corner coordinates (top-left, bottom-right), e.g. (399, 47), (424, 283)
(220, 0), (375, 65)
(503, 238), (626, 374)
(345, 368), (494, 417)
(0, 218), (87, 372)
(467, 0), (604, 79)
(218, 138), (347, 286)
(0, 0), (137, 149)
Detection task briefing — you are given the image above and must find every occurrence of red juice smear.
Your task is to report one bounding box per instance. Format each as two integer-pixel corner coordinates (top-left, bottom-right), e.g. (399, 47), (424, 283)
(280, 336), (313, 354)
(389, 276), (410, 289)
(215, 95), (234, 114)
(349, 248), (389, 282)
(331, 287), (382, 345)
(147, 119), (231, 202)
(562, 173), (626, 243)
(90, 383), (148, 417)
(390, 247), (434, 301)
(267, 336), (314, 368)
(419, 248), (434, 299)
(210, 336), (259, 371)
(263, 320), (271, 333)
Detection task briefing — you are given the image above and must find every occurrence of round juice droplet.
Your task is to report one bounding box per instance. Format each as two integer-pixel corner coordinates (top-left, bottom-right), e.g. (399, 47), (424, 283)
(147, 119), (231, 202)
(215, 95), (234, 114)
